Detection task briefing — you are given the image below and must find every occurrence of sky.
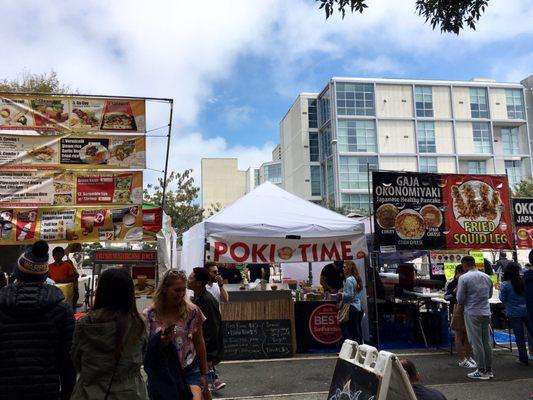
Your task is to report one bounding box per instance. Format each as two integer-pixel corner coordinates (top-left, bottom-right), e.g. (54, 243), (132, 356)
(1, 0), (533, 188)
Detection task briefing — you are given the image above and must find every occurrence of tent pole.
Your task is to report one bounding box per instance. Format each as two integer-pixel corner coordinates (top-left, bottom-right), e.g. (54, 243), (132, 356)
(308, 262), (313, 285)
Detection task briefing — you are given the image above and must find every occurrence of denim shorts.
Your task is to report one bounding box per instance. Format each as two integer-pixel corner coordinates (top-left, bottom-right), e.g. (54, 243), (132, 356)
(183, 357), (202, 387)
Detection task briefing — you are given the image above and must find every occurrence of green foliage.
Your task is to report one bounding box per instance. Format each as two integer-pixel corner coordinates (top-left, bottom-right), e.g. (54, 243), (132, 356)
(513, 179), (533, 198)
(205, 202), (223, 218)
(0, 70), (74, 94)
(143, 169), (204, 242)
(317, 0), (490, 34)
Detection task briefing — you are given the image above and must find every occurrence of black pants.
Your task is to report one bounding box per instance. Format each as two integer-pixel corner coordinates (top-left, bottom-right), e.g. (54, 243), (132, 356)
(340, 305), (362, 344)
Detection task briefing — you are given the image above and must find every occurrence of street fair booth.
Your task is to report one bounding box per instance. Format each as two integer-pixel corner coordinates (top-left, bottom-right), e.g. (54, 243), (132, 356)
(181, 182), (368, 359)
(370, 170), (515, 350)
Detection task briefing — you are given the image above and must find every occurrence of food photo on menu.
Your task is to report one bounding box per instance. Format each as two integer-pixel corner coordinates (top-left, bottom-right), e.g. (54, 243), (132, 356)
(372, 171), (513, 252)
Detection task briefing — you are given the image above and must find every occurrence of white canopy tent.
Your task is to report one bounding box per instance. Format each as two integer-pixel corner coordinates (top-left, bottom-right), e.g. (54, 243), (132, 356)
(180, 182), (367, 272)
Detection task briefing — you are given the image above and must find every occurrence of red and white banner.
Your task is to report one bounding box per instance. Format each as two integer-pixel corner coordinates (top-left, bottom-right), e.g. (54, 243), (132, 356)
(207, 235), (367, 264)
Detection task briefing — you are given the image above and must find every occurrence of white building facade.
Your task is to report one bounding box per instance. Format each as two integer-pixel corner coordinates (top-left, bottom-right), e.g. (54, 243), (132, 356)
(280, 76), (533, 213)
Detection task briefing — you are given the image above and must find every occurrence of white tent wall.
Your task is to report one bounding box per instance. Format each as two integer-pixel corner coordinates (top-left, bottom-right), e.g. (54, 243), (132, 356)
(180, 222), (206, 275)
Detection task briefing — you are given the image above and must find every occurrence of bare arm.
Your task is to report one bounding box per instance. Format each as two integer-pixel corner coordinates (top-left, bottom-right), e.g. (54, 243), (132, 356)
(219, 284), (229, 303)
(192, 326), (209, 375)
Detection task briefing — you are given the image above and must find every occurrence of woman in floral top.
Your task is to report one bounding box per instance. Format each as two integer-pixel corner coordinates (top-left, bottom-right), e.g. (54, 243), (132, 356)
(143, 269), (210, 399)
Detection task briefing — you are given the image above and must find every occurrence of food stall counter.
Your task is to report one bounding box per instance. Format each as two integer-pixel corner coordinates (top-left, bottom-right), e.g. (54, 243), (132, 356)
(221, 282), (295, 360)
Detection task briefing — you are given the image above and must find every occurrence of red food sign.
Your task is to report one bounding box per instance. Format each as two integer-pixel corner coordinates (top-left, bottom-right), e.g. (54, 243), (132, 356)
(442, 174), (513, 250)
(308, 303), (342, 345)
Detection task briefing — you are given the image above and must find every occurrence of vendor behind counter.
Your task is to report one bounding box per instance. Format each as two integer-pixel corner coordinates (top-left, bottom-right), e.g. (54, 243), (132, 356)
(320, 261), (345, 293)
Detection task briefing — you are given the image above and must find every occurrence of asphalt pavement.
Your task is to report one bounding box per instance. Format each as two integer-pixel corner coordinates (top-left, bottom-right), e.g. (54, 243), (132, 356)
(213, 349), (533, 400)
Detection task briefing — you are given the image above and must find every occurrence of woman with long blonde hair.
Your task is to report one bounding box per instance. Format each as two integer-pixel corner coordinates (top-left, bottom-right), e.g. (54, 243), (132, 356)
(143, 269), (210, 400)
(338, 261), (364, 343)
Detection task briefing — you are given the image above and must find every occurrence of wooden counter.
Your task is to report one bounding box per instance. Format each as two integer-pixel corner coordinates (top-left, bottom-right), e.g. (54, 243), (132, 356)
(221, 283), (296, 359)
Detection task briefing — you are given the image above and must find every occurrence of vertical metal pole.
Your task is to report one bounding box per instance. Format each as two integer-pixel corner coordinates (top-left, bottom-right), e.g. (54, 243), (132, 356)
(308, 262), (313, 285)
(505, 172), (519, 262)
(161, 100), (174, 212)
(367, 163), (380, 347)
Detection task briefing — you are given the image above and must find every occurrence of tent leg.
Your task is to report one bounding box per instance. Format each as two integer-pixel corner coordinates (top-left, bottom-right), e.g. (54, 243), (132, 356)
(308, 262), (313, 285)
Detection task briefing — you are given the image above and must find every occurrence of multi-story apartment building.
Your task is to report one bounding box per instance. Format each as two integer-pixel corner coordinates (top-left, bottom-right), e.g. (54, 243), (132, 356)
(280, 76), (533, 213)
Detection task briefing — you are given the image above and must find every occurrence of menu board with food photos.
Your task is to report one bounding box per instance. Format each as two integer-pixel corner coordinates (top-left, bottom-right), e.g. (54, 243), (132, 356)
(0, 134), (145, 169)
(373, 171), (514, 251)
(0, 95), (145, 133)
(0, 205), (143, 244)
(0, 170), (142, 207)
(512, 198), (533, 249)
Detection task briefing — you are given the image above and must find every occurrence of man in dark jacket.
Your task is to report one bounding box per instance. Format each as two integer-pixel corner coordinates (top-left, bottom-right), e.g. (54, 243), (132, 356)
(0, 240), (76, 400)
(188, 267), (225, 392)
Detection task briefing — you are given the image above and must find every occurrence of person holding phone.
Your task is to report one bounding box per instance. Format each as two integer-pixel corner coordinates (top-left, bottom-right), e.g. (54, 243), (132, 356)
(143, 270), (210, 400)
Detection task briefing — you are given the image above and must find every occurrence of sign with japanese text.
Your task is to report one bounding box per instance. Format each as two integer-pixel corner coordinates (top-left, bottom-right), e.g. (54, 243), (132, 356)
(513, 198), (533, 249)
(0, 95), (145, 133)
(373, 171), (513, 251)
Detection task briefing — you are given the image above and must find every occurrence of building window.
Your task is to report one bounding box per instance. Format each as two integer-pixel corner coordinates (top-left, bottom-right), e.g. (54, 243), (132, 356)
(336, 83), (375, 116)
(308, 99), (318, 128)
(319, 92), (331, 126)
(320, 124), (332, 159)
(337, 120), (377, 152)
(419, 157), (438, 173)
(505, 160), (522, 188)
(502, 127), (520, 155)
(263, 163), (282, 185)
(310, 165), (321, 196)
(469, 87), (489, 118)
(473, 122), (492, 154)
(309, 132), (319, 162)
(417, 121), (436, 153)
(254, 169), (260, 187)
(339, 156), (378, 189)
(468, 161), (486, 174)
(326, 158), (335, 194)
(341, 193), (371, 214)
(506, 89), (525, 119)
(415, 86), (433, 117)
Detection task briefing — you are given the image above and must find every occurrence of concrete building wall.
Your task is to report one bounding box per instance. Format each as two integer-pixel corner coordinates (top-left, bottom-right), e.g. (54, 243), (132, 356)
(452, 87), (472, 120)
(280, 93), (321, 201)
(378, 120), (416, 153)
(433, 86), (452, 119)
(375, 84), (413, 118)
(201, 158), (246, 213)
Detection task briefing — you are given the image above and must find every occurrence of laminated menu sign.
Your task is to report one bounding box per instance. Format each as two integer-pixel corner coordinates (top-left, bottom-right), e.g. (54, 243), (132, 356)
(373, 171), (445, 252)
(373, 171), (513, 251)
(0, 95), (146, 133)
(0, 133), (145, 169)
(59, 136), (145, 168)
(0, 205), (143, 244)
(512, 198), (533, 249)
(0, 171), (142, 206)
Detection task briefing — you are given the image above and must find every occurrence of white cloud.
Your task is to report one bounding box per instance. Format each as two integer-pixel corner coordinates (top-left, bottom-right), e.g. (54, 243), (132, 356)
(223, 105), (254, 129)
(344, 55), (404, 76)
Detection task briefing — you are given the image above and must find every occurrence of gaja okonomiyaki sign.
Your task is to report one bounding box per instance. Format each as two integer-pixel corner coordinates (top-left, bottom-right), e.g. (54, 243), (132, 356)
(0, 94), (145, 133)
(0, 133), (146, 169)
(372, 171), (514, 252)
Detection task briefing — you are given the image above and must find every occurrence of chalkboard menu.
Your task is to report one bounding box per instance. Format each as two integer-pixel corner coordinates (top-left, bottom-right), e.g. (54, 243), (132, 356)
(327, 359), (381, 400)
(223, 320), (292, 360)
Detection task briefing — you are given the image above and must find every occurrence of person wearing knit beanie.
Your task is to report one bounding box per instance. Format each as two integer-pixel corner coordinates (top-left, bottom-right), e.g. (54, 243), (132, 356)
(14, 240), (50, 283)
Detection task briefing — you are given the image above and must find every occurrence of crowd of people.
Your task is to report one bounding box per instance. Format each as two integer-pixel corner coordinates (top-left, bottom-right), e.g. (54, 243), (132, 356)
(2, 240), (533, 399)
(443, 253), (533, 382)
(0, 241), (231, 400)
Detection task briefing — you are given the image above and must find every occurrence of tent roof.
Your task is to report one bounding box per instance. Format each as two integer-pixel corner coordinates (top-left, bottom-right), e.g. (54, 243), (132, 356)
(202, 182), (364, 238)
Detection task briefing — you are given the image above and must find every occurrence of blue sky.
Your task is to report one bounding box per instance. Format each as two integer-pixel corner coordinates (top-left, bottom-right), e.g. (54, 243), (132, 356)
(1, 0), (532, 186)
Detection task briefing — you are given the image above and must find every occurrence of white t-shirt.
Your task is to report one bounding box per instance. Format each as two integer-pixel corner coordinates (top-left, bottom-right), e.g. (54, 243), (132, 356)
(206, 281), (221, 303)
